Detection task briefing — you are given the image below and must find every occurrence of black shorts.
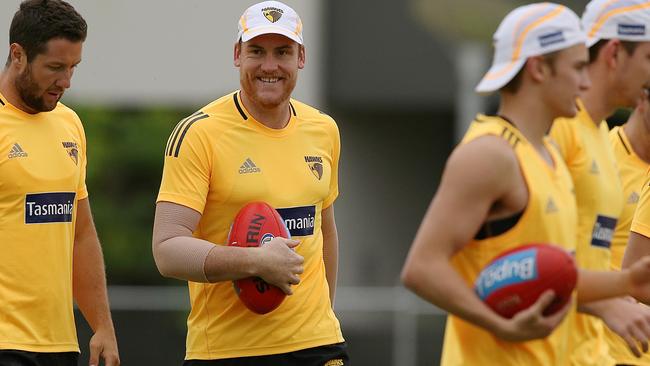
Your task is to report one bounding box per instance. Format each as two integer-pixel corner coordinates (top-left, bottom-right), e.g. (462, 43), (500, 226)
(183, 342), (350, 366)
(0, 350), (78, 366)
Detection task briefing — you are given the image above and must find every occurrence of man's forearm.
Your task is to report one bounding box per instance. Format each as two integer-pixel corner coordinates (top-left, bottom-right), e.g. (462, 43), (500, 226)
(73, 234), (114, 331)
(577, 269), (629, 304)
(73, 199), (114, 332)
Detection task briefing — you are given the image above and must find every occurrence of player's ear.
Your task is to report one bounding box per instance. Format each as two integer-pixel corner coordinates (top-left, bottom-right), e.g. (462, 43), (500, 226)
(605, 39), (623, 69)
(9, 43), (27, 70)
(298, 44), (305, 69)
(234, 40), (242, 67)
(526, 56), (547, 83)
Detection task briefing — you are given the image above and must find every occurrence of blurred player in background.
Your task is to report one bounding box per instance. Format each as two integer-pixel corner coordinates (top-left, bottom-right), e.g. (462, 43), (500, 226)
(0, 1), (119, 365)
(402, 3), (650, 365)
(608, 91), (650, 366)
(549, 1), (650, 364)
(152, 1), (348, 365)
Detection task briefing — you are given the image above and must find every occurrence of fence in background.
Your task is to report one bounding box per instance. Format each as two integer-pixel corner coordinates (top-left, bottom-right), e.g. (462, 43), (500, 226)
(105, 286), (446, 366)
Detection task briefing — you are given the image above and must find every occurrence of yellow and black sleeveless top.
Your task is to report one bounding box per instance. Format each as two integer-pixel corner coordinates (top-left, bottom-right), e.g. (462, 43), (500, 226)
(441, 115), (577, 366)
(550, 99), (624, 366)
(604, 126), (650, 365)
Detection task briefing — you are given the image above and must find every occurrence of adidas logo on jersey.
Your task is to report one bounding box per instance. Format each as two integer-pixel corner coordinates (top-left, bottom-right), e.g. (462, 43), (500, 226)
(628, 191), (640, 204)
(8, 143), (27, 158)
(239, 158), (261, 174)
(589, 160), (599, 175)
(545, 197), (558, 214)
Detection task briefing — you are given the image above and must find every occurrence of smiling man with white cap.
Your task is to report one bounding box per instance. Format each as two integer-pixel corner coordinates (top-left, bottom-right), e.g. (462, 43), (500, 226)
(151, 1), (348, 365)
(402, 2), (650, 365)
(546, 1), (650, 364)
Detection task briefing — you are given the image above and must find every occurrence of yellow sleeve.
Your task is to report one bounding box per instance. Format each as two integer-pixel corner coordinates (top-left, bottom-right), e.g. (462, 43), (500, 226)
(549, 117), (577, 162)
(631, 168), (650, 237)
(157, 116), (212, 213)
(322, 118), (340, 209)
(75, 115), (89, 200)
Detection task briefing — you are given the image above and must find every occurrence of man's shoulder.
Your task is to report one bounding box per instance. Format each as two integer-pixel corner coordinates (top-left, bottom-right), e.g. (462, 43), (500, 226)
(200, 91), (238, 115)
(445, 135), (521, 199)
(291, 99), (336, 124)
(184, 92), (245, 132)
(52, 102), (83, 128)
(609, 125), (632, 159)
(290, 99), (339, 139)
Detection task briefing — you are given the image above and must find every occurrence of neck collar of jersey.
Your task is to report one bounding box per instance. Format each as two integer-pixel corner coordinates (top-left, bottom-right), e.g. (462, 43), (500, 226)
(234, 91), (298, 137)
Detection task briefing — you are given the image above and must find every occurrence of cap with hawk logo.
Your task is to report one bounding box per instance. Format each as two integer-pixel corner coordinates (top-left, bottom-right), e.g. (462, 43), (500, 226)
(238, 1), (303, 45)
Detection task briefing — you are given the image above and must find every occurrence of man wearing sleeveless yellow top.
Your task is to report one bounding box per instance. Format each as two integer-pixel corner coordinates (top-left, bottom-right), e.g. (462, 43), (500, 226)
(152, 2), (347, 365)
(0, 1), (120, 366)
(402, 3), (650, 366)
(549, 1), (650, 364)
(608, 95), (650, 366)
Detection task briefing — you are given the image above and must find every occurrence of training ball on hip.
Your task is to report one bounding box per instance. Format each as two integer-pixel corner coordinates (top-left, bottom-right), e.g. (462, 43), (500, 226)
(474, 243), (577, 318)
(228, 201), (290, 314)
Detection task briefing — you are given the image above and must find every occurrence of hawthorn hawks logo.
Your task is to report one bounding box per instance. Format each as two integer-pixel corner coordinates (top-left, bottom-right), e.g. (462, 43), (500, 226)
(304, 155), (323, 180)
(62, 141), (79, 165)
(262, 7), (283, 23)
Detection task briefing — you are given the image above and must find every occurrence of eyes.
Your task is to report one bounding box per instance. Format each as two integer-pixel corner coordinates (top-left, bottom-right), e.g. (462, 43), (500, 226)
(46, 63), (78, 72)
(246, 47), (294, 58)
(47, 64), (64, 71)
(573, 60), (588, 72)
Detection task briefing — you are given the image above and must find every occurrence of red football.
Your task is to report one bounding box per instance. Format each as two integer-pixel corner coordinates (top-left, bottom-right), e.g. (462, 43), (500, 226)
(474, 243), (577, 318)
(228, 202), (290, 314)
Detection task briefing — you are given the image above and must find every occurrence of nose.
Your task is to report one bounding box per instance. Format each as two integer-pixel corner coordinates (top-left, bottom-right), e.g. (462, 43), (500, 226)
(55, 68), (74, 89)
(260, 54), (278, 73)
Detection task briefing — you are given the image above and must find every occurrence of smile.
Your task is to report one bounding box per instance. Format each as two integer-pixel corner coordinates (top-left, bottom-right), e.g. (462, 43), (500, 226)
(258, 77), (281, 83)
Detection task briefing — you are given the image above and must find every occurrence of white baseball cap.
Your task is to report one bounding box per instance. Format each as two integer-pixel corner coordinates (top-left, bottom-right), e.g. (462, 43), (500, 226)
(582, 0), (650, 47)
(476, 3), (587, 94)
(237, 1), (303, 45)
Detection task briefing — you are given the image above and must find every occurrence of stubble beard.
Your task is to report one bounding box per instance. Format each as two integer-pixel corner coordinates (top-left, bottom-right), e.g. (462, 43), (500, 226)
(242, 74), (295, 110)
(15, 66), (53, 112)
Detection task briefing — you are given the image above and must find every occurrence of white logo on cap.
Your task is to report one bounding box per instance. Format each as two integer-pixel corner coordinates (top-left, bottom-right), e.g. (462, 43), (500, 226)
(262, 7), (283, 23)
(538, 30), (566, 48)
(618, 23), (646, 36)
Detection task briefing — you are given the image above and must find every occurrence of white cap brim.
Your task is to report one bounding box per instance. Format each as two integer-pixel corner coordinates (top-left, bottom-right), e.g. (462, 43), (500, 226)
(475, 59), (527, 95)
(586, 36), (601, 48)
(240, 26), (303, 44)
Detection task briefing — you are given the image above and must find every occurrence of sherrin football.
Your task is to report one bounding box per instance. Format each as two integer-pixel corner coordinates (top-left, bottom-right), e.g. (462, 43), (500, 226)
(228, 202), (290, 314)
(474, 243), (577, 318)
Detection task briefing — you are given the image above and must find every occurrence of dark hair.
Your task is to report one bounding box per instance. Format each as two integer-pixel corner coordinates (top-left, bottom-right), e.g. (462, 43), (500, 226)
(500, 51), (559, 94)
(588, 39), (639, 64)
(8, 0), (87, 63)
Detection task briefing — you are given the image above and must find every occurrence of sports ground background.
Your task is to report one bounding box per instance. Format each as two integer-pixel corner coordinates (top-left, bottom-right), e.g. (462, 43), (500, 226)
(0, 1), (613, 365)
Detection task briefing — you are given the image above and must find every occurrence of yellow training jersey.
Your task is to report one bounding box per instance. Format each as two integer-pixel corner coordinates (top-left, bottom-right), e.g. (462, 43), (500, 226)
(0, 93), (87, 352)
(632, 170), (650, 239)
(441, 115), (577, 366)
(604, 125), (650, 365)
(157, 91), (343, 360)
(550, 99), (624, 366)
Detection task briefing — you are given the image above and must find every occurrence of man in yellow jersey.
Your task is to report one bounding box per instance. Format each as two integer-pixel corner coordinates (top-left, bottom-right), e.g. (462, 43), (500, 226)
(549, 1), (650, 364)
(152, 1), (347, 365)
(608, 94), (650, 366)
(0, 1), (120, 366)
(402, 3), (650, 366)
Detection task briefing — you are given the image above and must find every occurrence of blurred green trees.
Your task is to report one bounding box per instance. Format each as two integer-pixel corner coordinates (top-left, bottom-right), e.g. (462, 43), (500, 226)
(75, 106), (193, 285)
